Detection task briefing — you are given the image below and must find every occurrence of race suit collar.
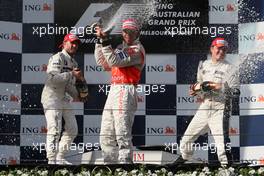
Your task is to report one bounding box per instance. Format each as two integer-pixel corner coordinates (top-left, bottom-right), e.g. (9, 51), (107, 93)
(211, 58), (224, 66)
(62, 49), (74, 59)
(123, 38), (140, 47)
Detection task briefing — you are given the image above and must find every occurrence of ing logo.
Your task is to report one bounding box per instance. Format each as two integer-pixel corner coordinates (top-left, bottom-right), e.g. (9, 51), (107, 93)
(164, 127), (176, 134)
(226, 4), (236, 11)
(0, 33), (21, 41)
(229, 127), (238, 135)
(165, 64), (176, 72)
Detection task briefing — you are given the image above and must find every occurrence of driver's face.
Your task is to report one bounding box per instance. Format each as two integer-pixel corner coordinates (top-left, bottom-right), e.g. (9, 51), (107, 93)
(122, 29), (138, 45)
(63, 40), (79, 55)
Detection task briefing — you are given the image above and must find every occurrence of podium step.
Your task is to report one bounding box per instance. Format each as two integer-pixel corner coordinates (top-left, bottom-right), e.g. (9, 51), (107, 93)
(64, 150), (199, 165)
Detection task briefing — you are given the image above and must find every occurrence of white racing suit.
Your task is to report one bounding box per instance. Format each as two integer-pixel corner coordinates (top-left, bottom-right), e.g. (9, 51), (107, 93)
(94, 39), (145, 163)
(180, 59), (240, 165)
(41, 49), (79, 162)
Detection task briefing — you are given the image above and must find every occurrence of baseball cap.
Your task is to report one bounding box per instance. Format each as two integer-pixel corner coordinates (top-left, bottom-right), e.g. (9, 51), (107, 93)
(59, 33), (81, 48)
(211, 37), (228, 48)
(122, 18), (139, 31)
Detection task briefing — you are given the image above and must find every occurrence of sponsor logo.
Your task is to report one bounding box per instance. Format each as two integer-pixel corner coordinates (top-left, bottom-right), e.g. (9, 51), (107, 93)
(84, 127), (100, 134)
(0, 158), (7, 165)
(226, 3), (236, 11)
(239, 33), (264, 42)
(177, 96), (204, 103)
(147, 127), (163, 134)
(258, 95), (264, 102)
(24, 3), (52, 12)
(147, 64), (176, 72)
(164, 126), (176, 134)
(85, 65), (111, 72)
(240, 95), (264, 103)
(41, 126), (48, 133)
(21, 126), (47, 134)
(0, 157), (17, 165)
(43, 3), (52, 11)
(0, 33), (21, 41)
(209, 4), (237, 12)
(8, 157), (17, 165)
(133, 152), (144, 161)
(0, 95), (9, 101)
(23, 64), (47, 72)
(165, 64), (176, 72)
(0, 95), (20, 102)
(10, 95), (20, 102)
(147, 127), (176, 135)
(260, 157), (264, 165)
(229, 127), (238, 135)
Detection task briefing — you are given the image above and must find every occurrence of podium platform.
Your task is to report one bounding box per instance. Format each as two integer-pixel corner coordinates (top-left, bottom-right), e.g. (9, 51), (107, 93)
(64, 150), (204, 165)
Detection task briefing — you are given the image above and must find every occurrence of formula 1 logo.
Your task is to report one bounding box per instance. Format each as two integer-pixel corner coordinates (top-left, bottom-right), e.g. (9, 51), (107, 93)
(73, 3), (113, 34)
(73, 3), (152, 35)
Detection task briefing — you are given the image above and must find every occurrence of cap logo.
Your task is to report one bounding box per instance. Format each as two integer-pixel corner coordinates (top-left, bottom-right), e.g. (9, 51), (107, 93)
(69, 34), (77, 39)
(216, 40), (225, 44)
(122, 19), (139, 30)
(211, 38), (228, 47)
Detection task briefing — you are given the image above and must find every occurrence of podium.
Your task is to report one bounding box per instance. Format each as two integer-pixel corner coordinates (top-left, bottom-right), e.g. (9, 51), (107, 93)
(64, 150), (180, 165)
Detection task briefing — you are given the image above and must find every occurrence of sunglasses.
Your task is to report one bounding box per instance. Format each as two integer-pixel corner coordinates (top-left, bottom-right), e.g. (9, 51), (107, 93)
(123, 29), (137, 34)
